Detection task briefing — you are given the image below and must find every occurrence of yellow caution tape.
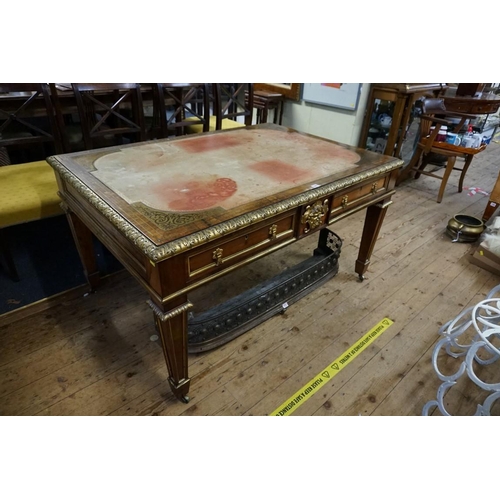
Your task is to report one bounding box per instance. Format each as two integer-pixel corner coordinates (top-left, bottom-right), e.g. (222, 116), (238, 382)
(271, 317), (394, 416)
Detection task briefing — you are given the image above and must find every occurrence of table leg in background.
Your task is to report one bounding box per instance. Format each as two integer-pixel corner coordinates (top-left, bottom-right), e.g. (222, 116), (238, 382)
(64, 208), (100, 291)
(482, 169), (500, 222)
(355, 199), (393, 281)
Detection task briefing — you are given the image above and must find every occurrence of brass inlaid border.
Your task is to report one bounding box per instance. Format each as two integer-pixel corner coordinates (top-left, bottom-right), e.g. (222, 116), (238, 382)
(48, 155), (402, 262)
(134, 202), (224, 231)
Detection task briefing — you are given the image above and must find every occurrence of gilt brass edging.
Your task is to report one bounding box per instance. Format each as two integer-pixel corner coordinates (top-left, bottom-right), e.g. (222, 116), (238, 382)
(147, 300), (193, 321)
(48, 155), (156, 254)
(48, 155), (402, 262)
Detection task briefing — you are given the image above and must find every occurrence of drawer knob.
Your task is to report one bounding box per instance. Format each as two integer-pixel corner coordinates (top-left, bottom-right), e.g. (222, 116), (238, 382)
(301, 199), (329, 233)
(269, 224), (278, 240)
(341, 195), (349, 209)
(212, 248), (223, 266)
(371, 182), (377, 194)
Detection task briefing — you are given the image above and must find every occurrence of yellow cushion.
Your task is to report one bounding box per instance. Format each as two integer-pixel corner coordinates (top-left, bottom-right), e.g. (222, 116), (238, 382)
(0, 160), (63, 227)
(185, 116), (246, 134)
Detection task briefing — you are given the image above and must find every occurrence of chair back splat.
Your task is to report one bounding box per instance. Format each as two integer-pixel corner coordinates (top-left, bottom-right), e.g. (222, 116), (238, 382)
(71, 83), (146, 150)
(0, 83), (63, 164)
(153, 83), (210, 139)
(182, 83), (255, 134)
(214, 83), (254, 130)
(0, 83), (67, 281)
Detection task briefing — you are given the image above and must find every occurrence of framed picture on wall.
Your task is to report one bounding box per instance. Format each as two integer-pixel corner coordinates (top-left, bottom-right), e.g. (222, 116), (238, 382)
(302, 83), (362, 111)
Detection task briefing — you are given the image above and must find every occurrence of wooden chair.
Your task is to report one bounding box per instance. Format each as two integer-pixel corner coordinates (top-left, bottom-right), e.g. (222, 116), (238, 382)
(71, 83), (146, 150)
(214, 83), (254, 129)
(0, 83), (65, 281)
(185, 83), (254, 133)
(398, 98), (486, 203)
(152, 83), (210, 139)
(0, 83), (63, 160)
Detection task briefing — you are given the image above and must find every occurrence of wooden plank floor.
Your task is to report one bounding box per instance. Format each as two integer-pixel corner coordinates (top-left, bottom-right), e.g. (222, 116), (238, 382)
(1, 141), (499, 416)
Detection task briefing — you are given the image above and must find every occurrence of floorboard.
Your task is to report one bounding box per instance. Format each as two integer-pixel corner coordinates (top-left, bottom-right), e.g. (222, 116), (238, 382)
(1, 142), (499, 416)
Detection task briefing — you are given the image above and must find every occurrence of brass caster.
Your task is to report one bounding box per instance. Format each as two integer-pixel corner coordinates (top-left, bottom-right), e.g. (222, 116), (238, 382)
(180, 395), (190, 404)
(358, 274), (366, 282)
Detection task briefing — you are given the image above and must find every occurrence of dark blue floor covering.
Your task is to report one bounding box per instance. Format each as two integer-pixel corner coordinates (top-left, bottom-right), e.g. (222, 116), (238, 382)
(0, 215), (123, 315)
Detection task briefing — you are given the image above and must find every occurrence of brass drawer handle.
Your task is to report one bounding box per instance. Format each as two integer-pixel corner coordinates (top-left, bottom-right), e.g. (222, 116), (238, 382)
(212, 248), (223, 266)
(371, 182), (377, 194)
(341, 195), (348, 209)
(269, 224), (278, 240)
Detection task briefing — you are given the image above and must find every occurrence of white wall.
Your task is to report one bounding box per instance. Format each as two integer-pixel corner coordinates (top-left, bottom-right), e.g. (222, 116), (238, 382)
(280, 83), (370, 147)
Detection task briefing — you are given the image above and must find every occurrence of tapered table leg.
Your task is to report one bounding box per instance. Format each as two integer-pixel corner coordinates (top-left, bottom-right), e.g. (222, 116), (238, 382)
(355, 199), (393, 281)
(148, 298), (192, 403)
(65, 209), (100, 290)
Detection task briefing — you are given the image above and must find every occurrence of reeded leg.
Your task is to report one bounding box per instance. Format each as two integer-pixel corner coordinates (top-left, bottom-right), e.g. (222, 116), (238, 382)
(148, 298), (192, 403)
(65, 208), (100, 290)
(355, 199), (392, 281)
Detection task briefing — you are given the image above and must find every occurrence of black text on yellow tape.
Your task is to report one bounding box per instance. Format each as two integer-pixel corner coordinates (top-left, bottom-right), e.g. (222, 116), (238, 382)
(271, 317), (394, 416)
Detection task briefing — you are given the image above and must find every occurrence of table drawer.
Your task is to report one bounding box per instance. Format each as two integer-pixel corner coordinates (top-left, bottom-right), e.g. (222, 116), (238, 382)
(187, 212), (296, 279)
(329, 176), (389, 221)
(445, 101), (500, 115)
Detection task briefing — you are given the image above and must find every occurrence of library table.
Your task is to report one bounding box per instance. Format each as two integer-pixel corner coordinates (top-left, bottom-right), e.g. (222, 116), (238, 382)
(48, 124), (402, 402)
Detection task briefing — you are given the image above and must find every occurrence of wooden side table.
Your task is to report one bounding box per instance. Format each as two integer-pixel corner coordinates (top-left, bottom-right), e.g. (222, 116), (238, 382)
(247, 90), (284, 125)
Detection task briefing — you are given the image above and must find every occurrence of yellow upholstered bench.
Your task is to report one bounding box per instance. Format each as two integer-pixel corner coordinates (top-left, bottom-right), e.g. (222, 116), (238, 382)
(0, 160), (63, 228)
(0, 160), (63, 280)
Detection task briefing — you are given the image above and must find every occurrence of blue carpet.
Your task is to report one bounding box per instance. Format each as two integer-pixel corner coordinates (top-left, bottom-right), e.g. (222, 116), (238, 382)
(0, 215), (123, 315)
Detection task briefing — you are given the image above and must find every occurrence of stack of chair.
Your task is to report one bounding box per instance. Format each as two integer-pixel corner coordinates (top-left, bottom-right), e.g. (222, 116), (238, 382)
(0, 82), (148, 281)
(0, 83), (65, 281)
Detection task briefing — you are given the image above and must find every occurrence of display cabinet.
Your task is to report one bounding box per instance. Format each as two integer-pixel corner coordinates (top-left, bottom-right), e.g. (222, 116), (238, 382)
(358, 84), (447, 164)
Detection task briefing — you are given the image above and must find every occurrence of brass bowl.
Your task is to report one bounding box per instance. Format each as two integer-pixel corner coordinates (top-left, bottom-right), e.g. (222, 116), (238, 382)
(446, 214), (485, 242)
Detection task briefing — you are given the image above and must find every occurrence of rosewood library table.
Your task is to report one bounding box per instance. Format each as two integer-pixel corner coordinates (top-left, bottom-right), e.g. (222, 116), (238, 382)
(48, 124), (402, 402)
